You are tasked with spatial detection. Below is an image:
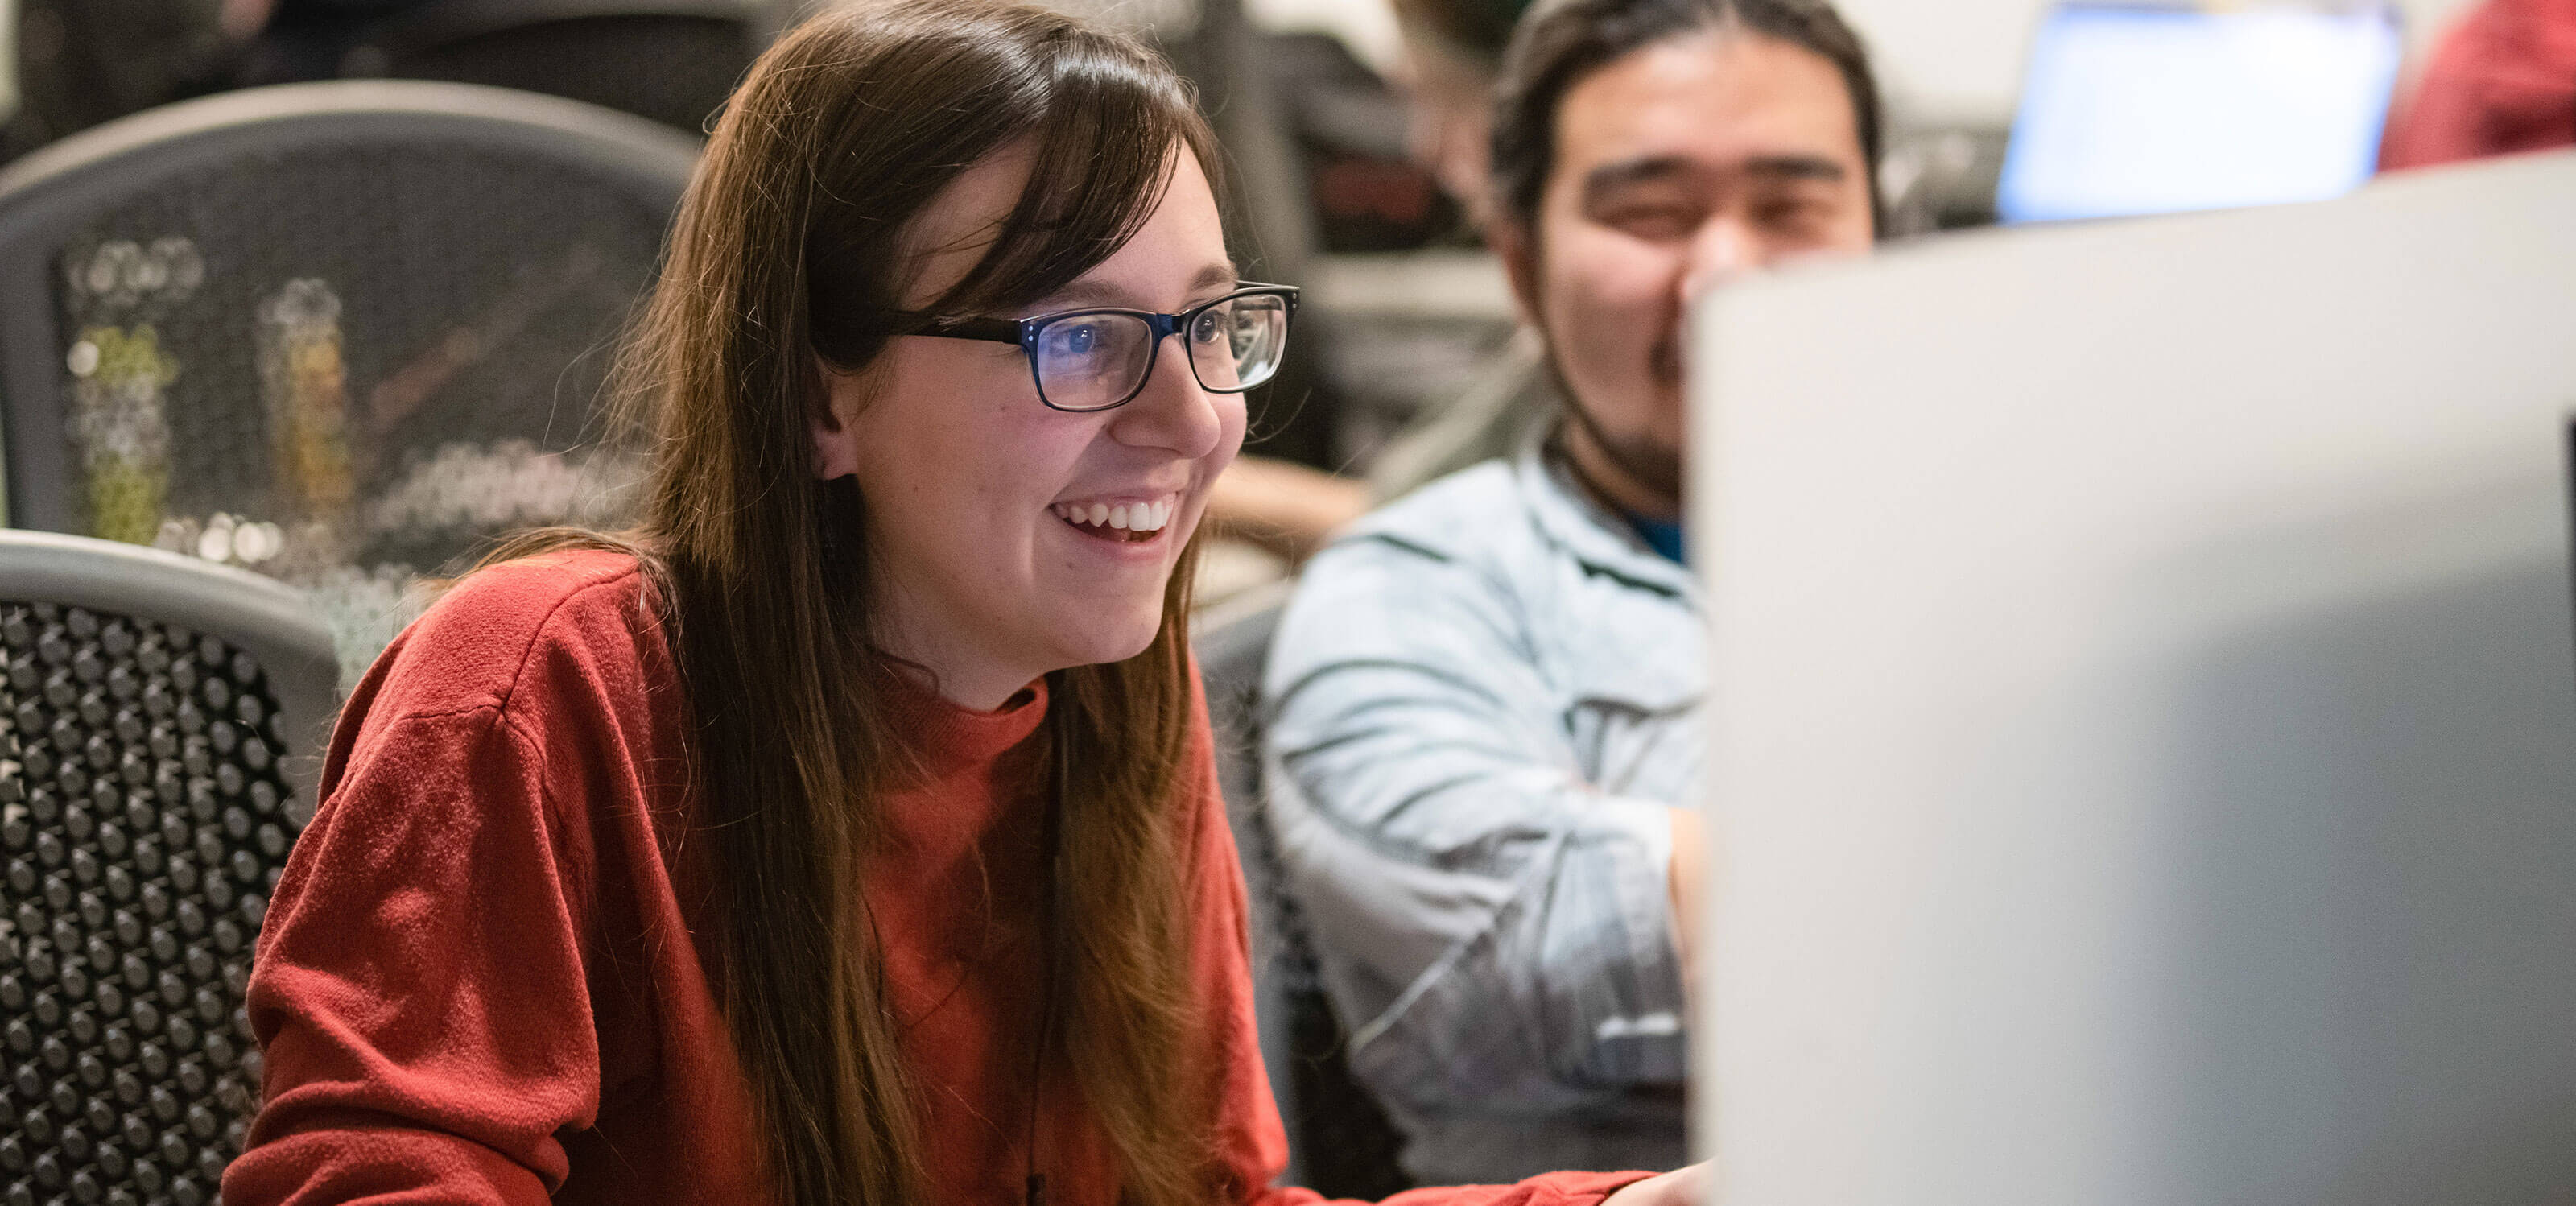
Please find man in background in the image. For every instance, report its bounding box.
[1261,0,1882,1183]
[0,0,271,161]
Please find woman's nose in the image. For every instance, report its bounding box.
[1107,337,1226,459]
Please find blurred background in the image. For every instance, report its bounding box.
[0,3,2566,1200]
[0,0,2542,667]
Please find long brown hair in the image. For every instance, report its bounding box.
[500,3,1224,1202]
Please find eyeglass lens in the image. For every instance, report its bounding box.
[1030,292,1290,411]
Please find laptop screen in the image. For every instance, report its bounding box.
[1996,2,2404,224]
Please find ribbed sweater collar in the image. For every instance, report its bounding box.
[882,671,1051,783]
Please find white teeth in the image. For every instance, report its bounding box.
[1055,498,1175,531]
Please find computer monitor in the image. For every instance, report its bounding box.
[1687,151,2576,1204]
[1996,2,2404,223]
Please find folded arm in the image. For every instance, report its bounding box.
[1260,536,1690,1112]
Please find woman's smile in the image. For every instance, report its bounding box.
[1050,491,1182,543]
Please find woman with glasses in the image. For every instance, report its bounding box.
[222,2,1704,1204]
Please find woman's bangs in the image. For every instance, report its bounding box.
[930,36,1206,315]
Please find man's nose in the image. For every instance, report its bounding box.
[1679,216,1755,302]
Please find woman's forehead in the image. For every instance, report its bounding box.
[899,142,1228,312]
[1045,155,1232,309]
[898,143,1042,304]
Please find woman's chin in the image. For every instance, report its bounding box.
[1046,609,1166,671]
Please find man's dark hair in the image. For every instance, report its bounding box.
[1489,0,1884,229]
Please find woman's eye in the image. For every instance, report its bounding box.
[1041,322,1107,363]
[1191,309,1226,344]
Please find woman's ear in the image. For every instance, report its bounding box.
[811,361,865,479]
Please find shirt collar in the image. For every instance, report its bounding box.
[1514,424,1700,600]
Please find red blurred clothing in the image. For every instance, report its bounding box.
[224,551,1649,1206]
[2380,0,2576,169]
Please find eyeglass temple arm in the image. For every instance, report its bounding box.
[886,312,1026,345]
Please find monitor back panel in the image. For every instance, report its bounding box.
[1688,151,2576,1206]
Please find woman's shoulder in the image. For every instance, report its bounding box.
[353,547,667,727]
[432,546,651,632]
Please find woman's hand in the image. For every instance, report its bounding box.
[1601,1162,1710,1206]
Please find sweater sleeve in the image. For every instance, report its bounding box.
[223,702,602,1205]
[1185,677,1654,1206]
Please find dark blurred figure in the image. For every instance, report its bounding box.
[1359,0,1558,501]
[242,0,430,82]
[1205,0,1545,559]
[1276,29,1467,252]
[2,0,273,161]
[1389,0,1532,230]
[242,0,763,136]
[2380,0,2576,169]
[2,0,760,170]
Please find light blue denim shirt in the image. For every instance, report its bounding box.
[1261,435,1702,1184]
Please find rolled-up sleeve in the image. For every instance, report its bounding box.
[1261,531,1687,1115]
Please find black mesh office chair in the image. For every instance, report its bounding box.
[1195,591,1414,1199]
[0,81,697,685]
[341,0,774,136]
[0,530,339,1206]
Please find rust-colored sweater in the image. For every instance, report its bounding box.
[224,551,1650,1206]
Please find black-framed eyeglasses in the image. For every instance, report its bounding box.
[883,283,1300,413]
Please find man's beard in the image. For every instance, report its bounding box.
[1546,354,1686,506]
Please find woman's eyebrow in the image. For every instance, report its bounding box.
[1187,262,1240,293]
[1026,262,1241,312]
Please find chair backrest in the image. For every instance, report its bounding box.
[349,0,771,135]
[1193,590,1414,1199]
[0,530,338,1206]
[0,81,698,685]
